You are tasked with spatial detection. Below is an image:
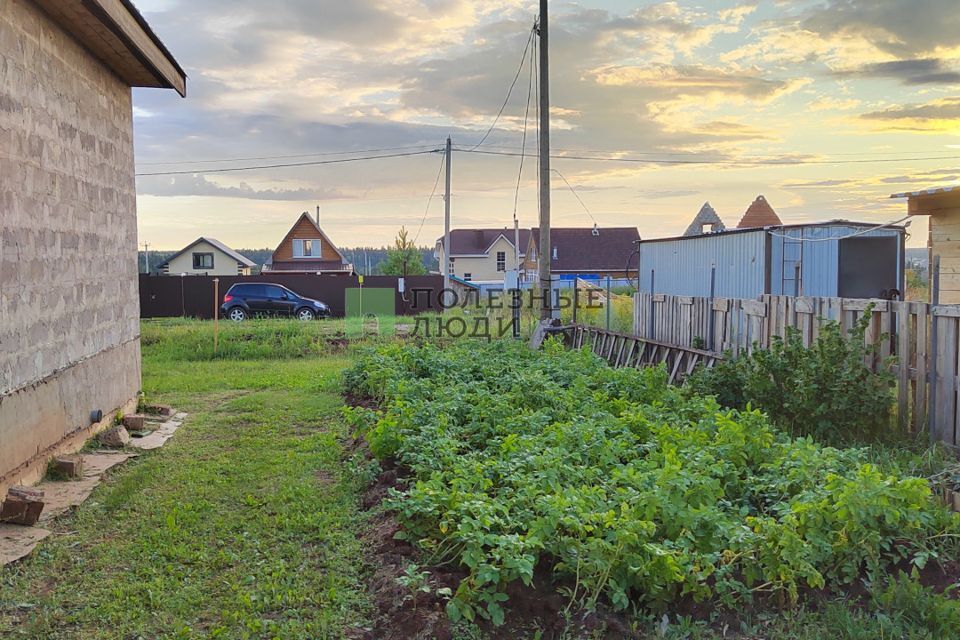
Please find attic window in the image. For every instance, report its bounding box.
[293,239,321,258]
[496,251,506,271]
[193,253,213,269]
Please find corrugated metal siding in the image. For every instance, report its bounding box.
[769,225,903,297]
[638,231,767,298]
[639,224,904,299]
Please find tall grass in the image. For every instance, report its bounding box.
[141,317,398,361]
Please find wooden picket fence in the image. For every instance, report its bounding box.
[633,293,960,447]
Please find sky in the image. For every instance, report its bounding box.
[132,0,960,250]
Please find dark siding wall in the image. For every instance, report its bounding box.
[139,274,444,319]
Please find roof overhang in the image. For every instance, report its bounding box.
[891,185,960,216]
[30,0,186,96]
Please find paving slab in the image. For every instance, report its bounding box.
[128,415,183,451]
[0,525,50,565]
[37,453,137,523]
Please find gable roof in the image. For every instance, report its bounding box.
[273,212,347,263]
[683,202,726,237]
[438,228,533,256]
[737,195,782,229]
[158,237,255,268]
[31,0,186,96]
[529,227,640,271]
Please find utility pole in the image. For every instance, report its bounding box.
[537,0,552,320]
[443,136,452,305]
[142,242,150,274]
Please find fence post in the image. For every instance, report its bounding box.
[572,284,579,325]
[648,270,655,339]
[708,266,716,351]
[213,278,220,355]
[928,256,940,444]
[605,276,612,331]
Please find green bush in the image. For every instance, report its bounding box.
[343,339,958,625]
[686,313,895,444]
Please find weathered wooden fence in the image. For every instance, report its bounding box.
[570,326,721,384]
[632,293,960,447]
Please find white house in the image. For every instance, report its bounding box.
[435,228,532,283]
[159,237,256,276]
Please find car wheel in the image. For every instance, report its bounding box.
[228,307,247,322]
[297,308,315,321]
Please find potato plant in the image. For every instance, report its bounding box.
[343,339,959,625]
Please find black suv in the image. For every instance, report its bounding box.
[221,283,331,321]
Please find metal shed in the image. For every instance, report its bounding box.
[637,221,905,299]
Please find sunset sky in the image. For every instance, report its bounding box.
[132,0,960,250]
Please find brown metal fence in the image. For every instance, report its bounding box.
[633,293,960,447]
[139,274,445,319]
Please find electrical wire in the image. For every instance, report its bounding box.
[468,23,537,151]
[552,168,597,226]
[766,216,912,242]
[453,147,960,167]
[413,150,448,245]
[136,144,443,166]
[135,149,442,176]
[512,33,536,222]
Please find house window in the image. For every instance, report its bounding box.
[293,239,321,258]
[496,251,506,272]
[464,273,472,281]
[448,259,455,274]
[193,252,214,269]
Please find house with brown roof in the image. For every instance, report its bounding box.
[262,212,354,275]
[435,228,533,282]
[1,0,184,492]
[522,226,641,282]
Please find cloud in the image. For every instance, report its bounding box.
[801,0,960,58]
[836,58,960,85]
[860,97,960,131]
[137,174,351,200]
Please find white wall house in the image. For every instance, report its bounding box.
[435,228,531,282]
[159,238,256,276]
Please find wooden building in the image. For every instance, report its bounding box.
[893,185,960,303]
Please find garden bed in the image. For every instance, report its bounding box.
[343,338,960,637]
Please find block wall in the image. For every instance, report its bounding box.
[0,0,141,483]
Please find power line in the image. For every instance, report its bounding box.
[552,168,597,225]
[454,147,960,166]
[413,151,447,245]
[135,149,441,176]
[136,144,442,166]
[468,23,536,151]
[512,32,536,222]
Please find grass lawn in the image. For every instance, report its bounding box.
[0,322,373,639]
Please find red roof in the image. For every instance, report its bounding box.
[737,195,782,228]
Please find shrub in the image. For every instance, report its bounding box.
[686,312,895,444]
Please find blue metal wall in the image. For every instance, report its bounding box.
[639,224,904,298]
[637,230,767,298]
[768,225,903,297]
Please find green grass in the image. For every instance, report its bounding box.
[0,323,374,639]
